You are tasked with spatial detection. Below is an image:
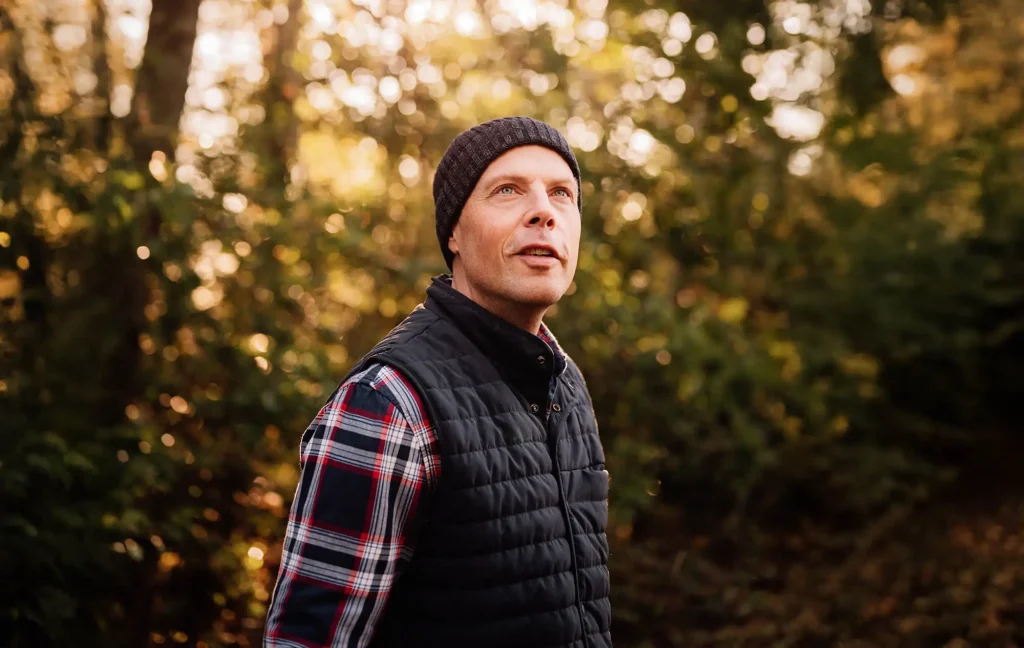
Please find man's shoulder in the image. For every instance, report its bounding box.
[340,361,439,482]
[374,303,443,349]
[340,361,430,426]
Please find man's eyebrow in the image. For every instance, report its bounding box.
[482,174,578,189]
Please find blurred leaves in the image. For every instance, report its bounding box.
[2,0,1024,646]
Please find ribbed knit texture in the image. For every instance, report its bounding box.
[433,116,582,269]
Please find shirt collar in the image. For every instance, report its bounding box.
[537,321,568,377]
[423,275,568,405]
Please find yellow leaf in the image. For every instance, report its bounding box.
[636,334,667,353]
[718,297,748,324]
[781,416,802,441]
[0,270,20,299]
[839,353,879,379]
[830,415,850,437]
[159,552,182,571]
[768,340,797,359]
[121,172,145,191]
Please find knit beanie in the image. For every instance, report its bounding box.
[433,116,582,270]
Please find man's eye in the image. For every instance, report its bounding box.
[498,186,516,195]
[553,188,571,198]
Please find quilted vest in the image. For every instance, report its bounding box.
[351,276,611,648]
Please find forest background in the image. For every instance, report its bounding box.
[3,0,1024,645]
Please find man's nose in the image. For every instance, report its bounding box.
[525,188,557,228]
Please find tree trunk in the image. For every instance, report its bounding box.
[92,0,113,152]
[261,0,303,186]
[128,0,202,165]
[121,4,202,645]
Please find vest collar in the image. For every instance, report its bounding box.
[424,275,567,404]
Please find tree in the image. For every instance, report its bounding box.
[3,0,1024,645]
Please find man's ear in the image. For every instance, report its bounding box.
[448,226,459,256]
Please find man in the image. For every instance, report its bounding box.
[265,117,611,648]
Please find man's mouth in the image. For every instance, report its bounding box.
[517,245,559,259]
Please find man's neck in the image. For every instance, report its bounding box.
[450,274,546,336]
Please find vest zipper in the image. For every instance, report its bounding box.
[546,408,590,647]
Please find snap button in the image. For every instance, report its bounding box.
[530,403,539,413]
[537,355,546,365]
[552,403,561,412]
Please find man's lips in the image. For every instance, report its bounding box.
[515,252,560,269]
[515,244,561,260]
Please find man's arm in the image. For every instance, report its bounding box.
[264,366,437,648]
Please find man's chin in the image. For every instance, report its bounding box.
[507,283,565,309]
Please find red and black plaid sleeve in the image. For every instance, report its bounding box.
[264,363,439,648]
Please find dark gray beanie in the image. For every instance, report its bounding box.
[433,116,582,270]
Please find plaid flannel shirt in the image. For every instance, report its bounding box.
[265,325,563,648]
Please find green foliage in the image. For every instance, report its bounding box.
[2,0,1024,645]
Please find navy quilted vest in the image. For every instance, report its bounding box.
[352,276,611,648]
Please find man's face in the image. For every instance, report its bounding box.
[448,145,581,312]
